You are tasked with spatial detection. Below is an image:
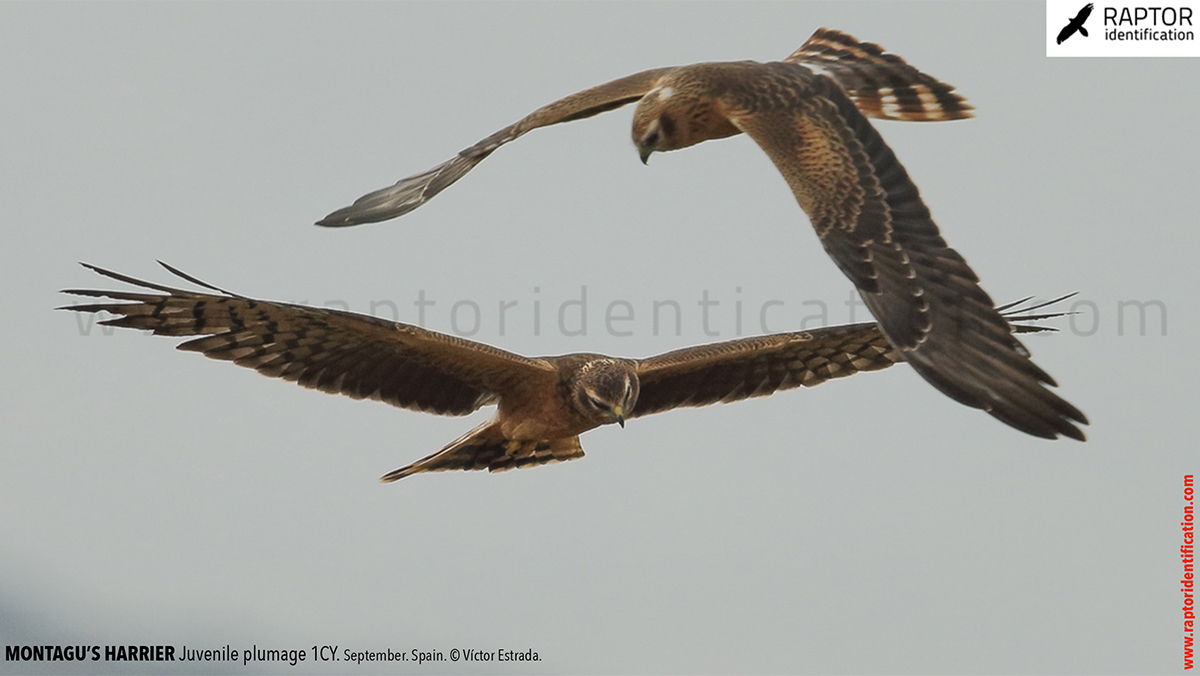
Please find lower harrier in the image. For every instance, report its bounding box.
[315,29,1084,441]
[61,263,1085,482]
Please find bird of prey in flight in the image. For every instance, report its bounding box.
[1057,3,1094,44]
[316,28,1086,441]
[60,263,1082,481]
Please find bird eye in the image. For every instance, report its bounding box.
[658,114,676,136]
[643,131,660,147]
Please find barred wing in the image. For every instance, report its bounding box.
[631,299,1082,435]
[730,72,1087,441]
[632,323,897,418]
[60,263,556,416]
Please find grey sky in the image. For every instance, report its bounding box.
[2,2,1195,674]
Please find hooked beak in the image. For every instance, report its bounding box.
[613,405,626,428]
[638,145,653,165]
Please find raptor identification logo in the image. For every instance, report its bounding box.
[1047,0,1199,55]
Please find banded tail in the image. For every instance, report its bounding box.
[785,28,974,122]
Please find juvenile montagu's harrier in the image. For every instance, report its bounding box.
[315,29,1087,442]
[318,28,972,227]
[61,263,1082,481]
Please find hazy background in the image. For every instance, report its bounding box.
[2,2,1195,673]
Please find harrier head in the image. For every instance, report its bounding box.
[631,72,741,165]
[571,358,640,428]
[631,85,685,164]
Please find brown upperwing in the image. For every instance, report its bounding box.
[631,322,900,418]
[60,263,557,416]
[316,67,676,226]
[631,299,1084,442]
[716,73,1085,439]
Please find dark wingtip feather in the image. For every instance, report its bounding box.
[155,260,239,296]
[74,262,185,294]
[999,293,1081,334]
[379,468,415,483]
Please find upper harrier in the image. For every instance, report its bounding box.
[316,29,1083,441]
[60,263,1085,482]
[318,28,972,227]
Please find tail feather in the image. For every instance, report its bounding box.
[379,419,585,482]
[785,28,974,122]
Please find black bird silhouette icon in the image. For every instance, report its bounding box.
[1058,3,1094,44]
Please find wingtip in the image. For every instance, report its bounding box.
[378,468,413,483]
[315,215,353,228]
[1056,419,1088,442]
[314,204,405,228]
[61,263,103,300]
[73,262,150,288]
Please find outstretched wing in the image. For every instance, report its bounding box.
[632,322,899,418]
[728,73,1087,440]
[60,263,556,416]
[318,30,971,227]
[317,67,675,227]
[379,419,585,482]
[784,28,973,122]
[631,298,1084,437]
